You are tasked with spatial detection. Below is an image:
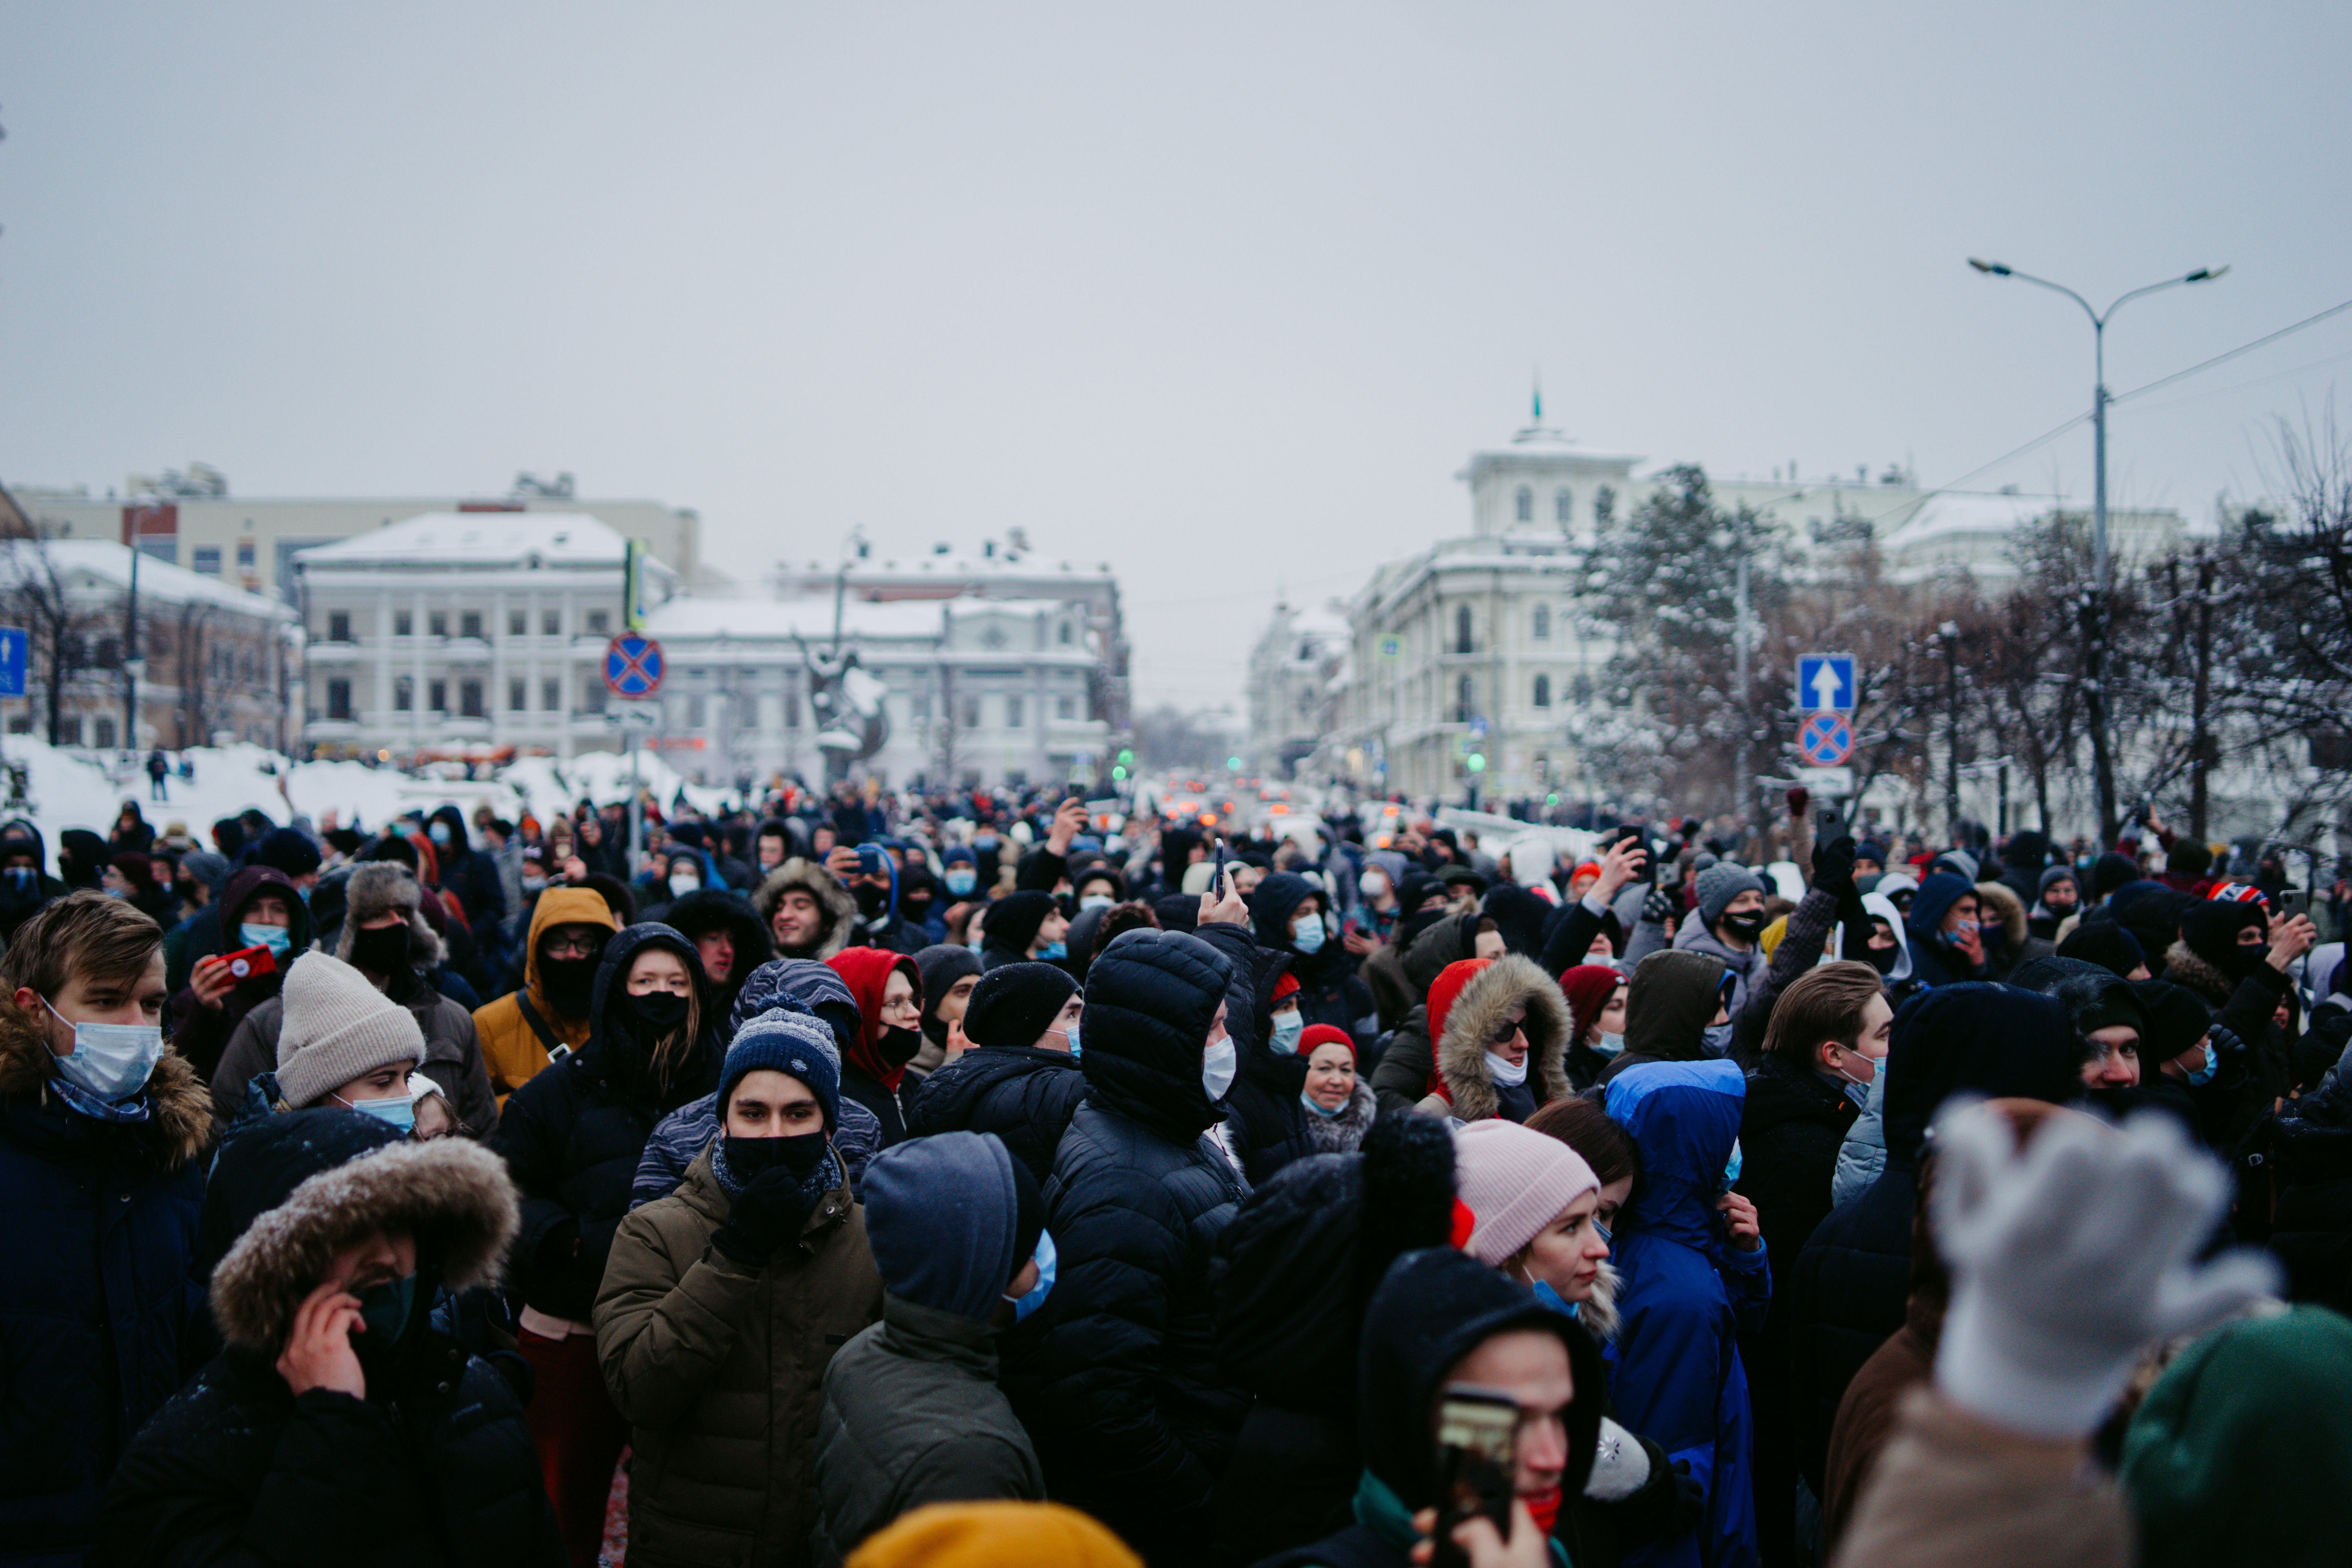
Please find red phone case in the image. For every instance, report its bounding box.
[221,944,277,982]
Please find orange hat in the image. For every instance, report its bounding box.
[846,1502,1142,1568]
[1571,861,1602,882]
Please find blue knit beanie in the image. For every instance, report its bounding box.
[720,1009,842,1129]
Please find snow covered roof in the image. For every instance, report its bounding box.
[1883,492,2054,546]
[0,539,295,620]
[640,595,947,642]
[294,511,657,571]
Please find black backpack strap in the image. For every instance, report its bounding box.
[513,994,570,1062]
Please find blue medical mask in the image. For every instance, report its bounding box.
[2186,1045,2216,1087]
[336,1089,417,1134]
[43,999,163,1102]
[1702,1022,1735,1056]
[240,922,292,957]
[1290,916,1326,956]
[1063,1022,1081,1062]
[1723,1139,1743,1190]
[1002,1230,1056,1323]
[1036,940,1068,962]
[1530,1279,1577,1319]
[1300,1089,1345,1119]
[1592,1031,1625,1058]
[1079,893,1114,911]
[1269,1011,1304,1053]
[427,822,451,847]
[945,869,977,897]
[974,834,998,852]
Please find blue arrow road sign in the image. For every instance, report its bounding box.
[1797,652,1856,713]
[0,628,24,699]
[603,633,664,698]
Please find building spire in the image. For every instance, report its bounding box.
[1532,368,1543,424]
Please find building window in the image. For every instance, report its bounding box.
[395,611,413,637]
[1057,695,1075,720]
[236,540,256,568]
[429,680,448,713]
[1454,605,1473,655]
[583,681,607,714]
[509,610,526,637]
[93,717,116,750]
[1593,486,1616,527]
[327,679,353,720]
[394,678,413,712]
[1059,621,1073,645]
[542,679,560,713]
[192,547,223,575]
[1514,486,1533,523]
[508,679,526,712]
[784,691,801,728]
[96,637,120,666]
[962,696,981,729]
[327,612,352,643]
[688,696,706,728]
[586,611,611,636]
[1532,673,1552,708]
[429,612,448,638]
[1005,696,1024,730]
[543,610,561,636]
[1455,676,1475,724]
[55,715,82,745]
[460,612,483,640]
[1554,488,1573,526]
[1532,604,1550,641]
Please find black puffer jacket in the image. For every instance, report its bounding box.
[904,1046,1088,1187]
[491,923,720,1323]
[1000,928,1250,1568]
[1206,1116,1459,1566]
[1788,985,2082,1494]
[1205,921,1311,1186]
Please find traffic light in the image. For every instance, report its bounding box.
[1466,753,1486,773]
[1111,765,1127,781]
[1227,756,1243,771]
[1117,748,1134,767]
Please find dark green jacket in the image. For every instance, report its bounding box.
[809,1292,1043,1566]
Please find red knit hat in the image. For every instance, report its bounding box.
[1272,971,1301,1002]
[1296,1022,1354,1061]
[1559,964,1624,1046]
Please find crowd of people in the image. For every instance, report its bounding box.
[4,776,2350,1568]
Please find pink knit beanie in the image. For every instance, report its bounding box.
[1452,1120,1601,1268]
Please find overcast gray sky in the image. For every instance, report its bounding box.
[4,1,2347,711]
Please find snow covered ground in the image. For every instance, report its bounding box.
[0,736,733,847]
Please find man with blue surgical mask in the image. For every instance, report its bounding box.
[810,1130,1050,1560]
[0,891,207,1566]
[254,951,457,1138]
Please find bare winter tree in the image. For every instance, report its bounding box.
[0,488,104,745]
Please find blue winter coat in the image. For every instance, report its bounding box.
[0,1031,211,1568]
[1602,1060,1769,1568]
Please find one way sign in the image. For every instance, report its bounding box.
[1797,652,1857,714]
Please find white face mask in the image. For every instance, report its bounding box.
[668,873,701,897]
[1485,1049,1530,1088]
[44,998,164,1102]
[1201,1037,1238,1101]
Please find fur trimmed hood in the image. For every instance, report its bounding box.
[1973,880,2029,948]
[751,858,858,960]
[0,998,211,1171]
[1430,953,1571,1122]
[334,862,447,973]
[209,1134,518,1353]
[2162,939,2241,1007]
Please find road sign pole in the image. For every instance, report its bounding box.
[629,721,644,874]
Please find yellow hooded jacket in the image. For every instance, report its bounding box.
[472,886,619,1108]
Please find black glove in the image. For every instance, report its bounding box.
[1642,884,1679,927]
[2208,1022,2246,1058]
[1812,836,1858,901]
[1666,1459,1704,1537]
[712,1167,817,1265]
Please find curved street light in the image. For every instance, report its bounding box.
[1968,257,2228,841]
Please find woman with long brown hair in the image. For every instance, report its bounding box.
[493,922,721,1568]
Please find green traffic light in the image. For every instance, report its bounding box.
[1546,793,1559,806]
[1111,766,1127,780]
[1227,757,1243,770]
[1466,754,1486,773]
[1117,749,1134,765]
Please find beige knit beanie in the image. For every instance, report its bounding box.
[1452,1119,1601,1269]
[274,951,426,1110]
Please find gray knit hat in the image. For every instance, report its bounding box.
[274,951,425,1110]
[1695,862,1767,928]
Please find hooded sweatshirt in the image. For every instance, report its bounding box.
[826,947,924,1147]
[811,1132,1045,1566]
[166,865,315,1080]
[1901,873,1985,989]
[472,886,621,1107]
[1599,949,1730,1086]
[1416,954,1571,1124]
[1602,1061,1768,1568]
[1252,873,1376,1050]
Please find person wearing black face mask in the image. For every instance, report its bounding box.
[0,818,69,941]
[597,1007,881,1568]
[1673,862,1771,1025]
[107,1110,563,1567]
[494,922,722,1568]
[475,887,622,1112]
[207,864,501,1141]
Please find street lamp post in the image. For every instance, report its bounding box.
[1940,621,1961,834]
[1967,258,2227,844]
